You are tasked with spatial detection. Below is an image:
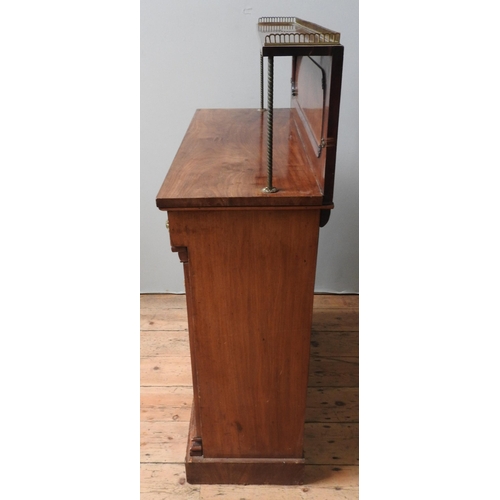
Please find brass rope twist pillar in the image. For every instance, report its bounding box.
[263,55,277,193]
[260,50,264,111]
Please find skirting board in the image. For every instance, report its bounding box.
[185,407,305,485]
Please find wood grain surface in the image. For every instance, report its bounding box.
[167,208,321,460]
[156,109,324,209]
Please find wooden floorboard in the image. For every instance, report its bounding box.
[140,293,359,499]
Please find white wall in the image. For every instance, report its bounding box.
[141,0,358,293]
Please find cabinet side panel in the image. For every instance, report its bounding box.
[169,209,320,459]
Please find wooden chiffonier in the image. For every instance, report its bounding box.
[156,17,344,485]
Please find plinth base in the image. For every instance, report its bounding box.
[185,408,305,485]
[186,455,305,485]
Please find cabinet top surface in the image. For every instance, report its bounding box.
[156,109,324,210]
